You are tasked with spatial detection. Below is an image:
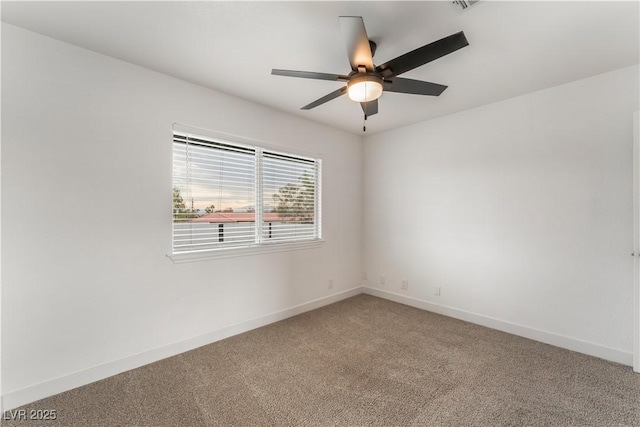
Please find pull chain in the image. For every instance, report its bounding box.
[363,114,367,132]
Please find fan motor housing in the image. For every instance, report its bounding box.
[348,74,383,87]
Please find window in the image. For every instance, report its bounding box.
[172,128,321,255]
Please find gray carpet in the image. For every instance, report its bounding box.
[3,294,640,426]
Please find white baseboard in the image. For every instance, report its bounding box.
[1,287,362,411]
[362,286,633,367]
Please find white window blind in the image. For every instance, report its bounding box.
[262,151,319,243]
[172,129,321,255]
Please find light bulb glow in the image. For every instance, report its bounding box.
[347,75,383,102]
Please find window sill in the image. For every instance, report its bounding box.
[167,239,325,264]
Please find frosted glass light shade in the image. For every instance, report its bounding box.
[347,75,383,102]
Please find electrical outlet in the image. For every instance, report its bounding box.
[328,278,334,289]
[379,276,386,285]
[401,279,409,290]
[433,286,441,296]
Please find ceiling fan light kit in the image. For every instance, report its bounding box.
[272,16,469,130]
[347,74,383,102]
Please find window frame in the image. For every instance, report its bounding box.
[168,124,323,263]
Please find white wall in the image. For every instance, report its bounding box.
[363,65,639,364]
[1,24,362,407]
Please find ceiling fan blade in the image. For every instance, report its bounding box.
[383,77,447,96]
[376,31,469,78]
[301,86,348,110]
[360,99,378,117]
[339,16,374,72]
[272,69,350,82]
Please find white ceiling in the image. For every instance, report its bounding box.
[2,1,638,136]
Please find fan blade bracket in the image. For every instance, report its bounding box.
[379,68,395,78]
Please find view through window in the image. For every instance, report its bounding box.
[172,130,321,254]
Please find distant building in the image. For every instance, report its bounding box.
[173,211,315,249]
[190,212,282,223]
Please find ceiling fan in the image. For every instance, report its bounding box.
[272,16,469,129]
